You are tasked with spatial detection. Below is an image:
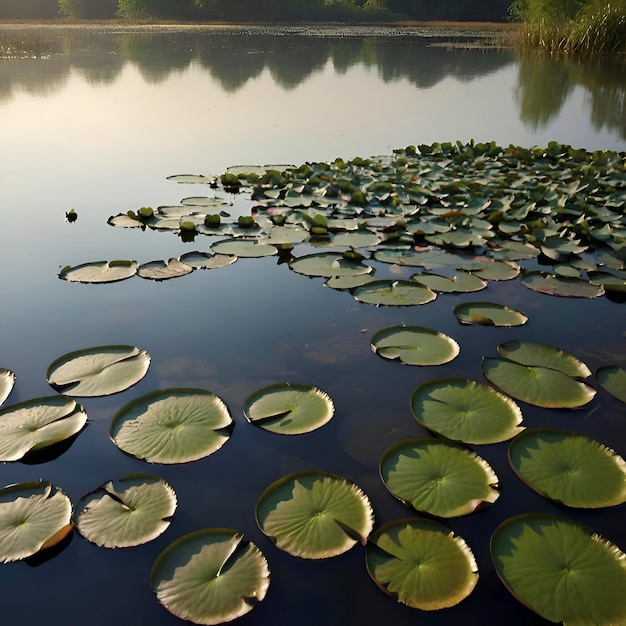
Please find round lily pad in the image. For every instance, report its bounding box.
[491,514,626,625]
[110,388,233,464]
[0,368,15,406]
[354,280,437,306]
[243,383,334,435]
[324,274,375,290]
[521,271,605,298]
[453,302,528,327]
[47,345,150,397]
[380,439,500,518]
[371,326,460,366]
[151,528,270,625]
[471,260,520,281]
[482,357,596,408]
[410,378,524,444]
[211,238,277,258]
[366,518,478,610]
[410,271,487,293]
[0,481,73,563]
[596,365,626,403]
[289,252,372,278]
[137,258,194,281]
[256,470,374,559]
[0,395,88,462]
[75,473,177,548]
[59,260,138,284]
[508,428,626,508]
[497,341,592,378]
[179,251,237,269]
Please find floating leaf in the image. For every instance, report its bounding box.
[596,366,626,403]
[380,439,499,518]
[289,252,372,278]
[497,340,591,378]
[471,260,520,281]
[491,514,626,625]
[75,473,177,548]
[47,345,150,397]
[211,238,277,258]
[410,378,524,444]
[0,396,87,462]
[508,428,626,508]
[324,274,375,290]
[371,326,459,366]
[59,260,137,284]
[331,229,380,248]
[151,528,270,625]
[0,369,15,406]
[110,388,232,464]
[243,383,334,435]
[481,358,596,408]
[453,302,527,327]
[137,258,193,281]
[410,271,487,293]
[0,481,73,563]
[166,174,212,184]
[256,470,374,559]
[179,251,237,269]
[366,518,478,610]
[521,271,605,298]
[354,280,437,306]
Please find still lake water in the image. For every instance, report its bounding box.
[0,24,625,625]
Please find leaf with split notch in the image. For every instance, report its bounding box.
[137,258,193,281]
[59,260,137,284]
[371,326,459,366]
[497,341,591,379]
[354,280,437,306]
[454,302,527,327]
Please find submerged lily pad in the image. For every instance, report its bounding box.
[0,396,88,462]
[75,473,177,548]
[0,481,73,563]
[289,252,372,278]
[366,518,478,610]
[380,439,500,518]
[59,260,138,284]
[137,258,194,281]
[0,369,15,406]
[508,428,626,508]
[256,470,374,559]
[410,378,524,444]
[453,302,527,327]
[596,366,626,403]
[497,341,591,378]
[243,383,334,435]
[354,280,437,306]
[151,528,270,625]
[110,388,233,464]
[482,358,596,408]
[491,514,626,625]
[47,345,150,397]
[371,326,460,366]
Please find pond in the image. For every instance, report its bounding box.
[0,24,625,626]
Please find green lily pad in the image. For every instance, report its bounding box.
[508,428,626,508]
[596,366,626,403]
[151,528,270,625]
[47,345,150,397]
[491,514,626,625]
[324,274,376,290]
[354,280,437,306]
[166,174,212,184]
[0,481,73,563]
[482,357,596,408]
[110,388,233,464]
[380,439,500,518]
[256,470,374,559]
[410,378,524,444]
[0,396,88,462]
[75,473,177,548]
[366,518,478,610]
[243,383,334,435]
[211,238,277,258]
[471,260,521,281]
[179,251,237,269]
[410,271,487,293]
[521,271,605,298]
[289,252,372,278]
[371,326,460,366]
[453,302,528,327]
[497,341,591,378]
[59,260,138,284]
[0,368,15,406]
[137,258,194,281]
[331,229,380,248]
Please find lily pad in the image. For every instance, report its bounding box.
[365,518,478,610]
[59,260,138,284]
[75,473,177,548]
[243,383,334,435]
[410,378,524,444]
[0,396,88,462]
[508,428,626,508]
[256,470,374,559]
[0,368,15,406]
[289,252,372,278]
[179,251,237,269]
[211,238,277,258]
[596,366,626,403]
[520,271,605,298]
[453,302,527,327]
[481,358,596,408]
[371,326,460,366]
[47,345,150,397]
[166,174,212,184]
[137,258,194,281]
[354,280,437,306]
[0,481,73,563]
[324,274,375,290]
[497,341,591,378]
[151,528,270,625]
[471,260,520,281]
[110,388,233,464]
[491,514,626,625]
[380,439,500,518]
[410,271,487,293]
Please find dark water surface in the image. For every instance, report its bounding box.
[1,25,625,626]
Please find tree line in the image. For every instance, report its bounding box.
[1,0,514,22]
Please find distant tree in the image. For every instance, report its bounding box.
[58,0,116,18]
